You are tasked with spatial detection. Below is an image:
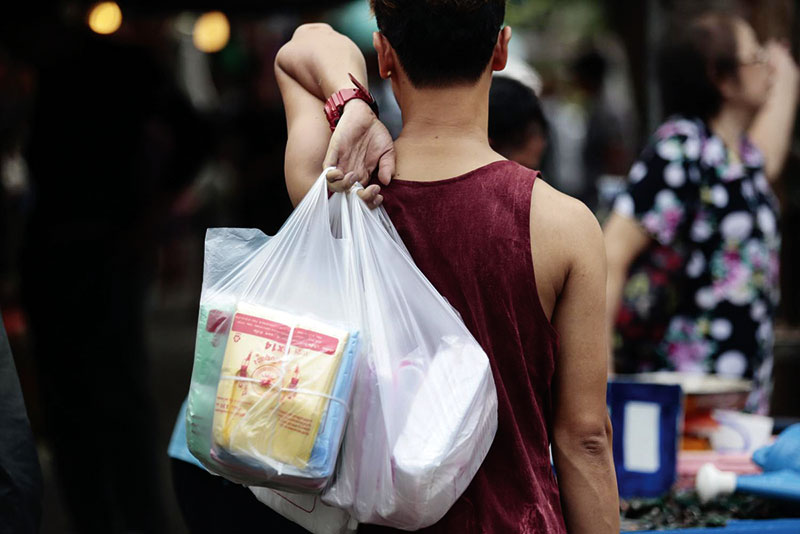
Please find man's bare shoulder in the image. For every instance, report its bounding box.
[531,179,603,251]
[530,178,605,295]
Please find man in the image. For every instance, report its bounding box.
[489,75,550,170]
[275,1,618,532]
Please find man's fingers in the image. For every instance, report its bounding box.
[326,168,344,183]
[339,149,370,186]
[377,148,395,186]
[323,140,339,169]
[357,184,383,209]
[357,167,370,186]
[330,172,357,193]
[338,160,369,187]
[326,168,349,193]
[356,185,376,201]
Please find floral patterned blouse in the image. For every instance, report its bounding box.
[612,116,780,413]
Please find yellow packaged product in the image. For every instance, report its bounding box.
[212,302,349,468]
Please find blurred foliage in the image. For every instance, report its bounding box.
[326,1,378,52]
[505,0,606,35]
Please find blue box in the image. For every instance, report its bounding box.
[607,381,683,498]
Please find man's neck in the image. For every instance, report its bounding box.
[392,76,504,181]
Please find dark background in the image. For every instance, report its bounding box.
[0,1,798,532]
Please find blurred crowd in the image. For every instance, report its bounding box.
[1,1,800,533]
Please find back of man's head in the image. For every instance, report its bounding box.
[371,0,506,88]
[489,76,548,168]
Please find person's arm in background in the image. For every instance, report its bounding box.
[603,213,650,374]
[274,23,395,206]
[0,312,43,534]
[548,198,620,534]
[601,126,696,375]
[749,42,800,183]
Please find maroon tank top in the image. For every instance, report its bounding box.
[361,160,567,534]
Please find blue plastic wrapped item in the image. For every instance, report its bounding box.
[187,300,360,492]
[697,424,800,503]
[308,332,360,473]
[185,170,497,534]
[183,220,363,492]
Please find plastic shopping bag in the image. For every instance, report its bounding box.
[186,175,363,493]
[318,183,498,530]
[240,171,497,530]
[188,168,497,530]
[249,487,357,534]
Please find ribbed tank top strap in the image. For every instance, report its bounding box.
[507,164,560,346]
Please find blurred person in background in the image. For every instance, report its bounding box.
[572,47,635,213]
[604,12,799,414]
[274,0,619,531]
[0,49,32,310]
[21,17,206,533]
[0,46,40,534]
[0,311,41,534]
[488,75,549,170]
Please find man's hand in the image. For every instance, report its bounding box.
[323,99,395,207]
[275,23,395,207]
[326,167,385,209]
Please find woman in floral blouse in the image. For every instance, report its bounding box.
[604,12,799,413]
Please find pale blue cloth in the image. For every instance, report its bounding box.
[167,398,206,471]
[308,332,359,473]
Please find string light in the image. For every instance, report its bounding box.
[88,2,123,35]
[193,11,230,53]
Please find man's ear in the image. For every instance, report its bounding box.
[373,31,396,79]
[491,26,512,72]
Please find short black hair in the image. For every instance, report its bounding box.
[572,49,607,94]
[657,12,740,120]
[371,0,506,88]
[488,76,548,152]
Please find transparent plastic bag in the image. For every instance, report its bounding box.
[187,169,498,530]
[249,487,357,534]
[186,174,363,493]
[314,181,498,530]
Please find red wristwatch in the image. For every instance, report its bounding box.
[324,73,380,132]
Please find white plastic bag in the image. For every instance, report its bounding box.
[187,169,497,530]
[317,181,498,530]
[249,487,357,534]
[186,175,363,493]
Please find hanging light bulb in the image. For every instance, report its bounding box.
[193,11,230,53]
[88,2,123,35]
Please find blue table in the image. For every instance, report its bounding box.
[628,519,800,533]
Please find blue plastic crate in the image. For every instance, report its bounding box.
[608,381,683,498]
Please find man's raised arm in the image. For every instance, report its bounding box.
[274,23,394,206]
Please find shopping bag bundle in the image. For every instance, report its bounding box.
[186,169,498,531]
[186,173,362,492]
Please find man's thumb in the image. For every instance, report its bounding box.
[377,148,395,186]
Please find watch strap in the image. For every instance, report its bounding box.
[324,73,380,132]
